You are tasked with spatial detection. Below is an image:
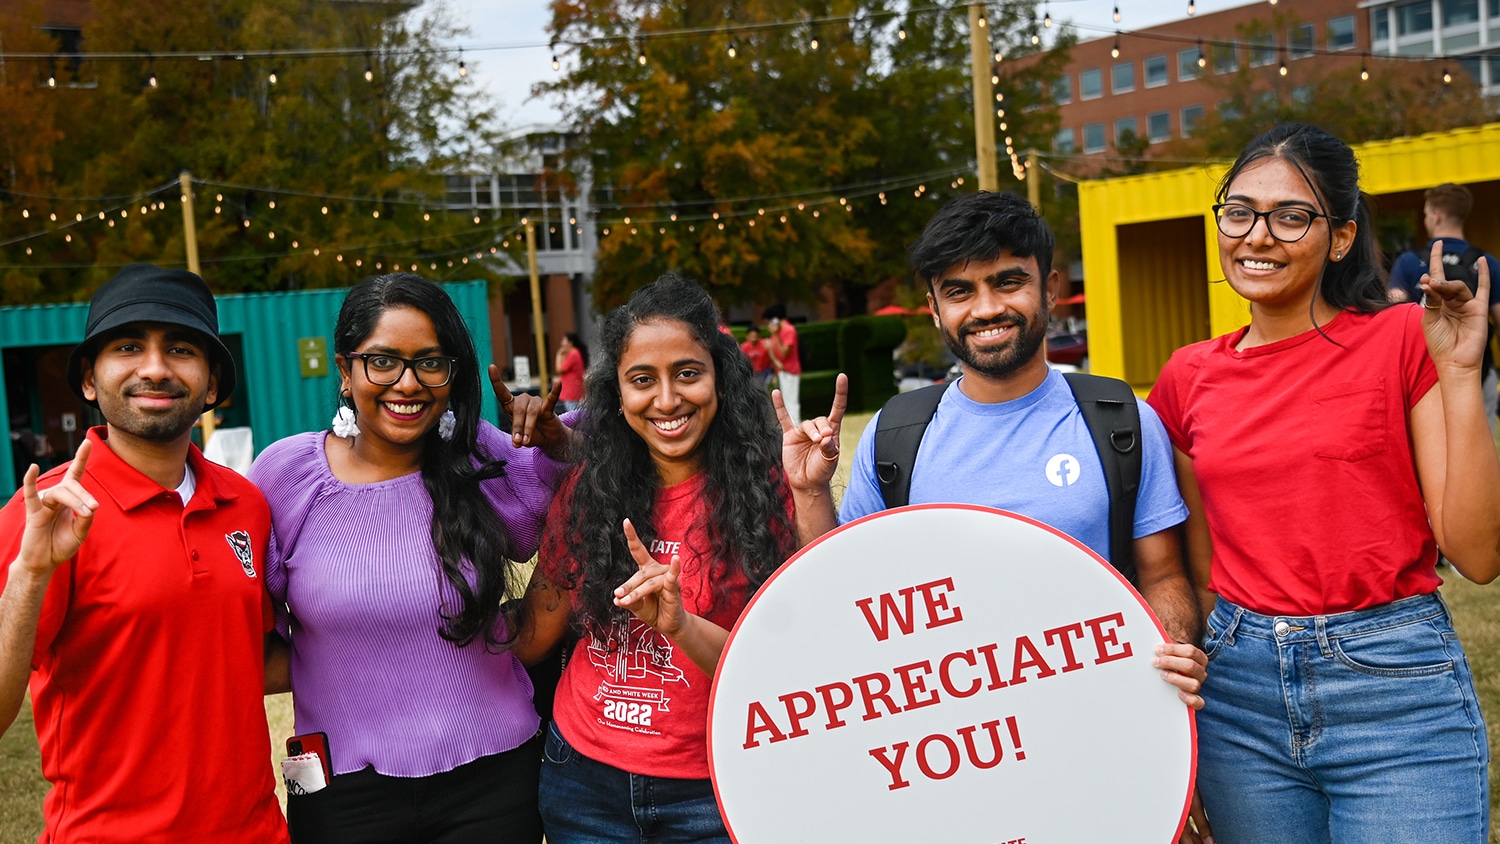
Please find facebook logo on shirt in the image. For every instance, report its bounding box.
[1046,453,1080,487]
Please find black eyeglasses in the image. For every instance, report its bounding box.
[345,352,457,387]
[1212,203,1332,243]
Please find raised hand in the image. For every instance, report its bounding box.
[488,365,575,459]
[777,372,847,491]
[1420,240,1490,372]
[613,518,684,637]
[17,439,97,577]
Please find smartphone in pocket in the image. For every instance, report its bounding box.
[286,732,333,783]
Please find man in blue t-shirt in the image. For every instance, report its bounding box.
[837,191,1205,684]
[1389,183,1500,428]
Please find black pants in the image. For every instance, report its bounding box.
[287,734,543,844]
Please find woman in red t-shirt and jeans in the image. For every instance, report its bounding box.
[1148,124,1500,843]
[514,274,843,843]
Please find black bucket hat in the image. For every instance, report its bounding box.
[67,264,237,409]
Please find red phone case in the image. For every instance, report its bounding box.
[286,732,333,782]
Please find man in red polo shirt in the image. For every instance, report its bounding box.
[0,265,288,843]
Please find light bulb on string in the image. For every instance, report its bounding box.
[1113,4,1121,23]
[1043,3,1051,28]
[458,49,467,77]
[810,37,819,50]
[637,46,647,65]
[1360,53,1369,81]
[365,52,374,82]
[1443,66,1452,84]
[552,53,560,70]
[727,40,737,59]
[1112,33,1120,58]
[994,51,1003,62]
[147,65,158,89]
[991,74,999,84]
[1279,59,1287,76]
[1197,39,1207,68]
[897,27,906,40]
[977,16,985,28]
[46,71,56,89]
[1188,0,1196,15]
[268,68,278,85]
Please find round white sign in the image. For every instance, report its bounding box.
[709,504,1195,843]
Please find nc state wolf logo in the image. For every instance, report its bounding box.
[225,530,256,578]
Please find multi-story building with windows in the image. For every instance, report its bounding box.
[1023,0,1372,171]
[1366,0,1500,93]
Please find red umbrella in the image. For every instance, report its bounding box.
[873,304,910,316]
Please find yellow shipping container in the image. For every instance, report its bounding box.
[1077,123,1500,391]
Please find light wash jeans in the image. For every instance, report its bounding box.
[1197,593,1489,843]
[538,720,729,844]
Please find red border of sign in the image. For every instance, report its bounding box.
[707,502,1198,843]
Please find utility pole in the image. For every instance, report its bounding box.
[1025,150,1040,213]
[524,219,549,389]
[968,3,998,192]
[180,171,216,444]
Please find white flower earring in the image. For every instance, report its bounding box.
[438,409,456,441]
[331,393,361,439]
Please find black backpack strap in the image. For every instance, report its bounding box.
[1063,372,1142,585]
[873,383,949,510]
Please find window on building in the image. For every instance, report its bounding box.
[1373,7,1391,43]
[1147,111,1171,142]
[1145,54,1168,87]
[1214,45,1240,74]
[1491,0,1500,17]
[1249,33,1277,67]
[1291,85,1314,105]
[1218,99,1241,120]
[1290,24,1315,58]
[1328,16,1357,49]
[1115,116,1139,144]
[1051,75,1072,105]
[1080,67,1103,99]
[1083,122,1106,153]
[1112,60,1136,93]
[1182,105,1205,135]
[1458,56,1483,83]
[1445,0,1480,26]
[1178,47,1202,80]
[1053,128,1076,154]
[1397,1,1433,35]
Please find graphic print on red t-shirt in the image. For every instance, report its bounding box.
[585,614,689,736]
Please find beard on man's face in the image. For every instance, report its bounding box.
[941,311,1047,381]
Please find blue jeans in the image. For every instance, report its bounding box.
[1197,594,1489,843]
[538,721,730,844]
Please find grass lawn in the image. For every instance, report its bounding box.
[2,410,1499,840]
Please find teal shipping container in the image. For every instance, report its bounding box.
[0,281,493,496]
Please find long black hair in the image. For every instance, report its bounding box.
[556,273,798,636]
[333,273,520,651]
[1217,123,1389,315]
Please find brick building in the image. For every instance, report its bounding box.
[1019,0,1370,172]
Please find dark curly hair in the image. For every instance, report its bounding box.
[555,273,798,637]
[333,273,521,651]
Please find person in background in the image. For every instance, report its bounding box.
[763,303,802,424]
[251,273,573,844]
[0,264,289,843]
[740,324,774,388]
[1151,124,1500,842]
[1388,183,1500,429]
[514,274,843,844]
[555,332,588,413]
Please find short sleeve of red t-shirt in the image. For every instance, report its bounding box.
[1147,306,1439,615]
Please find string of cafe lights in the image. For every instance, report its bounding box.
[0,163,979,270]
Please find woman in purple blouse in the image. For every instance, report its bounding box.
[249,274,572,843]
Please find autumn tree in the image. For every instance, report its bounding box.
[0,0,510,306]
[540,0,1069,310]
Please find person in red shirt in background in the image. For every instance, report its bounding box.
[554,333,588,413]
[740,325,774,388]
[0,264,289,843]
[763,303,802,423]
